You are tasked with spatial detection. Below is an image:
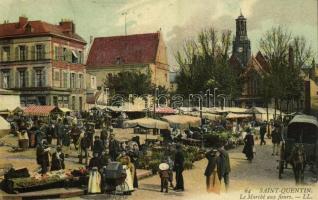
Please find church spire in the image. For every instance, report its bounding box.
[232,13,251,67]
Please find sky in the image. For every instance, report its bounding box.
[0,0,316,70]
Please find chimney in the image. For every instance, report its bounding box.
[19,16,28,27]
[59,19,75,34]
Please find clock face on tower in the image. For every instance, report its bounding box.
[237,47,243,53]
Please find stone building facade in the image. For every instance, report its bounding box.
[86,32,170,89]
[0,16,87,111]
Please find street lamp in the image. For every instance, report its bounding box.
[189,94,193,110]
[153,87,159,118]
[214,88,218,107]
[217,94,226,110]
[205,89,213,108]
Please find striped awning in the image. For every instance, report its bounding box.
[23,105,55,116]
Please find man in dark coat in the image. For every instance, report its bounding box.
[260,122,266,145]
[79,133,90,165]
[243,129,254,161]
[217,146,231,191]
[46,124,54,145]
[173,144,184,191]
[271,123,282,156]
[100,127,108,148]
[51,146,65,171]
[93,136,105,157]
[36,140,50,175]
[108,133,119,161]
[55,119,65,146]
[204,149,218,190]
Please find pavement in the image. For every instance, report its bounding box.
[74,138,318,200]
[0,131,317,200]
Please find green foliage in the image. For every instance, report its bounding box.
[104,70,154,97]
[175,28,242,99]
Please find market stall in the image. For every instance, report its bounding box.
[249,107,285,121]
[123,117,170,130]
[161,115,201,129]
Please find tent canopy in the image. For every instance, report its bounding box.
[123,117,170,130]
[226,113,253,119]
[0,116,10,130]
[162,115,201,129]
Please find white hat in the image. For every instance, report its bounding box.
[159,163,169,171]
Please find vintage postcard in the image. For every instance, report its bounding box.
[0,0,316,199]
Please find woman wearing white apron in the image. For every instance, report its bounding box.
[88,167,101,193]
[116,153,134,194]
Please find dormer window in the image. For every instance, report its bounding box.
[25,23,33,33]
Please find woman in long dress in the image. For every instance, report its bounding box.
[117,153,134,193]
[243,128,255,162]
[88,167,101,193]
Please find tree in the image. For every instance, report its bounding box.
[175,28,242,102]
[259,26,313,114]
[104,70,154,100]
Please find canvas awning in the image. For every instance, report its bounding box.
[58,107,72,113]
[155,107,176,114]
[0,116,10,137]
[123,117,170,129]
[190,112,222,120]
[226,113,253,119]
[162,115,201,129]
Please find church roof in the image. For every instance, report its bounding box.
[241,55,268,77]
[255,51,270,72]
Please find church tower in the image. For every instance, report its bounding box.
[232,11,251,67]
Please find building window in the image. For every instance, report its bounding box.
[79,74,83,89]
[53,96,58,106]
[63,72,68,88]
[36,44,45,60]
[19,46,27,61]
[70,73,76,88]
[79,97,83,111]
[54,46,59,60]
[2,71,10,88]
[63,96,69,107]
[72,96,76,110]
[35,69,44,87]
[37,96,46,105]
[63,48,67,61]
[54,71,60,81]
[2,46,10,62]
[78,51,83,64]
[71,50,78,64]
[19,70,26,88]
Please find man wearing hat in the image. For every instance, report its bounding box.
[93,136,105,157]
[271,123,282,156]
[108,133,119,161]
[260,122,267,145]
[204,149,220,192]
[36,140,50,175]
[217,145,231,191]
[173,144,184,191]
[51,145,65,171]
